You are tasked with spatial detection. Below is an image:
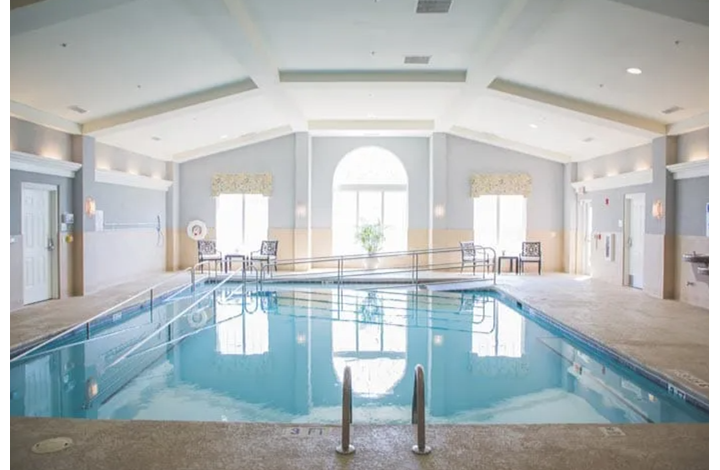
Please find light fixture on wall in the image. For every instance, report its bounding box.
[433,204,445,218]
[85,197,96,218]
[652,199,664,220]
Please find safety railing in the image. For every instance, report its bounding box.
[336,365,355,455]
[235,245,497,287]
[10,259,217,363]
[411,364,431,455]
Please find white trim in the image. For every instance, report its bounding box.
[95,169,173,192]
[10,151,82,178]
[11,100,82,135]
[21,182,59,192]
[666,112,709,136]
[666,160,709,180]
[571,169,652,193]
[335,184,408,192]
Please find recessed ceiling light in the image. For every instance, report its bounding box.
[220,135,228,139]
[626,67,642,75]
[529,124,538,129]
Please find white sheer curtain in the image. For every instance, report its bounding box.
[473,195,527,254]
[216,194,269,254]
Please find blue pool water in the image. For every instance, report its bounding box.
[9,284,708,424]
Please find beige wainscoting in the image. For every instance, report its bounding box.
[675,235,709,309]
[525,231,563,274]
[643,234,675,300]
[10,235,24,311]
[589,231,624,285]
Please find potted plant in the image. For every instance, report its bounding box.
[355,221,385,269]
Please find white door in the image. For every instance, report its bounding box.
[624,194,645,289]
[578,200,593,275]
[22,185,56,305]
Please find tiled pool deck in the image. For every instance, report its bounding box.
[10,272,710,470]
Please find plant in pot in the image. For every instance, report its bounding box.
[355,221,385,270]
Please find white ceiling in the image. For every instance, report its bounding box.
[9,0,710,163]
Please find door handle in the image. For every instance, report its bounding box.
[627,237,632,248]
[47,238,55,251]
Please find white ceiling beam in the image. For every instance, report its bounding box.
[607,0,708,26]
[173,125,294,163]
[448,126,572,164]
[308,120,435,133]
[11,100,82,134]
[280,71,467,83]
[666,112,709,136]
[178,0,307,131]
[436,0,570,130]
[486,79,667,138]
[11,0,137,35]
[82,79,259,136]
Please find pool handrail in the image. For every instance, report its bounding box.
[10,260,217,363]
[411,364,431,455]
[336,365,355,455]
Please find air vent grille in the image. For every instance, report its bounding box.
[582,137,595,143]
[67,105,87,114]
[404,55,431,65]
[416,0,452,14]
[661,105,684,115]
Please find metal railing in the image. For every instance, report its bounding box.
[238,245,497,287]
[336,365,355,455]
[411,364,431,455]
[10,260,217,363]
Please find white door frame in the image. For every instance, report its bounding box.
[577,199,593,275]
[623,193,645,289]
[21,182,60,304]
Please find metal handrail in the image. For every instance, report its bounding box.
[10,260,218,363]
[336,365,355,455]
[411,364,431,455]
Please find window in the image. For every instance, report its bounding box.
[216,304,269,355]
[332,147,408,255]
[472,299,524,358]
[473,195,527,254]
[216,194,269,254]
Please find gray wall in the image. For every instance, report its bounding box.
[179,134,296,229]
[95,142,168,179]
[577,144,653,232]
[10,117,72,161]
[94,183,166,227]
[445,135,565,231]
[675,176,709,237]
[677,127,709,164]
[310,136,430,229]
[10,170,74,235]
[576,143,651,181]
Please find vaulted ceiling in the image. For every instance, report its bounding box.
[10,0,709,163]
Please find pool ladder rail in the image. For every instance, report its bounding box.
[335,364,431,456]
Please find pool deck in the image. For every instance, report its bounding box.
[10,272,710,470]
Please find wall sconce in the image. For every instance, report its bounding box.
[85,377,98,401]
[433,204,445,218]
[85,197,96,218]
[652,199,664,220]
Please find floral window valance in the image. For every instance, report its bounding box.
[470,173,532,198]
[211,173,273,197]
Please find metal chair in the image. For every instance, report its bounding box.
[197,240,222,273]
[519,241,542,275]
[459,241,492,275]
[250,240,279,275]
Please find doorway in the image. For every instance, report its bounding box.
[623,193,645,289]
[578,199,593,275]
[21,183,58,305]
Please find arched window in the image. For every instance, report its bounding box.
[332,147,408,255]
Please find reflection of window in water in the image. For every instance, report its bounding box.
[216,304,269,355]
[332,292,407,397]
[472,298,524,358]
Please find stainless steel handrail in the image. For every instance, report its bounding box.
[10,260,217,363]
[411,364,431,455]
[336,365,355,455]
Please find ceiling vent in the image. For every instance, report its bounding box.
[151,136,162,141]
[416,0,452,14]
[582,137,595,143]
[404,55,431,65]
[67,105,87,114]
[661,105,684,115]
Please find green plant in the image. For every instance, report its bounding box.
[355,221,385,254]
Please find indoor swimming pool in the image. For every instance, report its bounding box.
[9,284,709,425]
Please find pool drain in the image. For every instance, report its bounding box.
[31,437,73,454]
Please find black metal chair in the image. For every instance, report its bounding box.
[197,240,222,273]
[519,241,542,275]
[250,240,279,275]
